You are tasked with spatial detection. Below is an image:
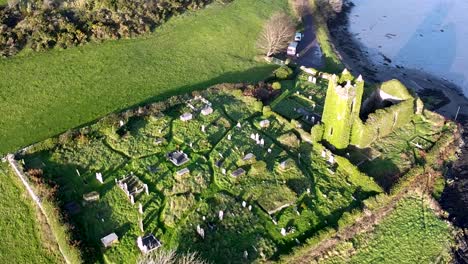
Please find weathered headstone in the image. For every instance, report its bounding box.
[219,210,224,221]
[242,201,247,208]
[144,184,149,195]
[196,225,205,239]
[130,195,135,205]
[139,203,143,214]
[281,228,286,236]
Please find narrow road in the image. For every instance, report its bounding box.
[294,0,324,68]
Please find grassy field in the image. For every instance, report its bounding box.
[0,0,289,155]
[319,196,454,264]
[0,163,63,263]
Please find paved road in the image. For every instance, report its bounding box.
[293,0,324,68]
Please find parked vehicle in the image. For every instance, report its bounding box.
[295,32,303,42]
[287,42,298,56]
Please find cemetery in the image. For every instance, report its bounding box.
[13,67,457,263]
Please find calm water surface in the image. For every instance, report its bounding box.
[349,0,468,96]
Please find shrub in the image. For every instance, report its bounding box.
[310,124,324,142]
[274,66,293,80]
[272,81,282,90]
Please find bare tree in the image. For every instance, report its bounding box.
[138,249,208,264]
[256,12,296,57]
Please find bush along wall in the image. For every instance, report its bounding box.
[0,0,214,56]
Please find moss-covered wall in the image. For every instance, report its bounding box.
[351,99,416,148]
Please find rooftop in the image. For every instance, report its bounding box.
[168,151,189,166]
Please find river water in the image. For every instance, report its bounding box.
[348,0,468,97]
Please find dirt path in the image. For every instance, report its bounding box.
[7,154,71,264]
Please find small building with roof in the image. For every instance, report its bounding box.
[167,151,189,166]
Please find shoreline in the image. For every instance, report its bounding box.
[327,1,468,120]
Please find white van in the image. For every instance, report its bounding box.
[287,42,298,56]
[295,32,303,42]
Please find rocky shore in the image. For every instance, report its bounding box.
[326,1,468,261]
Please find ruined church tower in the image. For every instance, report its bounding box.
[321,69,364,150]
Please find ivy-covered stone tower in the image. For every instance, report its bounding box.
[322,69,364,150]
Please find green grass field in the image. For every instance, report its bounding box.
[319,196,454,264]
[0,163,63,263]
[0,0,289,155]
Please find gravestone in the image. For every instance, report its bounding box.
[219,210,224,221]
[281,228,286,236]
[96,172,103,184]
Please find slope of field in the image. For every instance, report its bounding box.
[0,163,63,263]
[319,196,454,264]
[0,0,289,155]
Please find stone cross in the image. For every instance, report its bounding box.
[96,172,103,184]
